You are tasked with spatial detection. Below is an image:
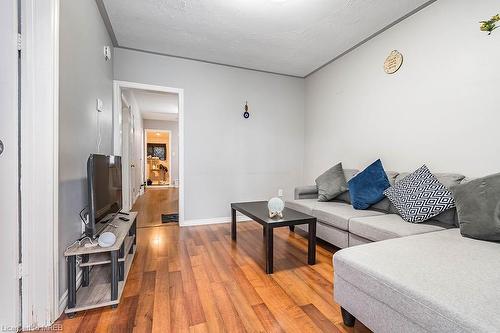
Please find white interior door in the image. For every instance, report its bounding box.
[121,100,137,211]
[0,0,21,327]
[121,100,131,211]
[129,110,137,203]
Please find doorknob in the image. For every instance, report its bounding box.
[0,140,4,156]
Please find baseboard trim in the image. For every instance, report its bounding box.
[58,270,83,316]
[181,215,251,227]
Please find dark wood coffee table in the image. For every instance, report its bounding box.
[231,201,317,274]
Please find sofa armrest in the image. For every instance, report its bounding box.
[294,185,318,200]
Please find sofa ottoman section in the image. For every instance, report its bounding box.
[334,229,500,332]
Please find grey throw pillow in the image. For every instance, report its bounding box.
[451,173,500,241]
[336,169,358,203]
[315,162,348,202]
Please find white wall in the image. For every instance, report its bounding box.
[114,48,305,221]
[143,119,180,184]
[58,0,113,299]
[304,0,500,181]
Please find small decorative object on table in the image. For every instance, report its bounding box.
[480,14,499,35]
[268,197,285,218]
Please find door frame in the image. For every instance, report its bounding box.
[0,0,21,328]
[144,129,172,186]
[113,80,185,223]
[20,0,60,328]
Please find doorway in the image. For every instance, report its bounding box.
[113,81,184,226]
[145,129,172,187]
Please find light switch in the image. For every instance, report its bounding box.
[104,46,111,61]
[96,98,104,112]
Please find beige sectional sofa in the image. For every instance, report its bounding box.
[286,169,500,332]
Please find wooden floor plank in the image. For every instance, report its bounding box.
[189,322,209,333]
[52,189,372,333]
[211,282,247,333]
[152,257,170,333]
[134,271,156,332]
[110,295,139,333]
[75,309,102,333]
[191,264,225,333]
[179,242,207,326]
[301,304,340,333]
[169,271,191,333]
[224,282,266,332]
[252,303,284,333]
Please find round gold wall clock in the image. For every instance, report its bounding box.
[384,50,403,74]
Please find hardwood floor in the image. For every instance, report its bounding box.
[134,187,179,228]
[53,190,371,332]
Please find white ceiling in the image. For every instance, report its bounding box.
[102,0,431,77]
[127,89,179,121]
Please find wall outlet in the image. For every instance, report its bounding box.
[278,189,284,197]
[96,98,104,112]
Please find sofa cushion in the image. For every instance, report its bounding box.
[312,202,383,231]
[384,165,455,223]
[334,229,500,332]
[315,162,348,202]
[349,214,451,242]
[285,199,317,215]
[348,159,391,210]
[335,169,359,203]
[451,172,500,241]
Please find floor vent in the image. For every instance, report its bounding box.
[161,213,179,224]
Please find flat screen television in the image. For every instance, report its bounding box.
[86,154,122,238]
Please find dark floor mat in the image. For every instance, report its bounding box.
[162,213,179,223]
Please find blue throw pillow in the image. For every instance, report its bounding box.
[348,159,390,210]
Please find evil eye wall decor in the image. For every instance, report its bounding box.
[243,101,250,119]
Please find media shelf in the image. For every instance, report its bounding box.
[64,212,137,315]
[79,235,135,267]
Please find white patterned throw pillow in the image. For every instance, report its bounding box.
[384,165,455,223]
